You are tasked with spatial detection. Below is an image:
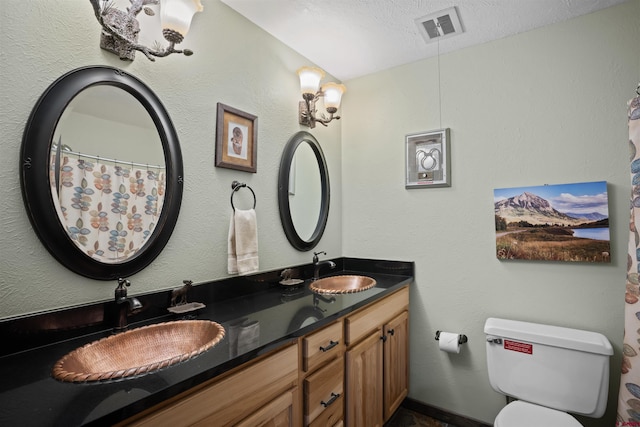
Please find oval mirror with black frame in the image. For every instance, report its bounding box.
[20,66,183,280]
[278,131,330,251]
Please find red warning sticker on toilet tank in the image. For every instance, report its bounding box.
[504,340,533,355]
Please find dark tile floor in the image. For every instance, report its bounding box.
[385,407,456,427]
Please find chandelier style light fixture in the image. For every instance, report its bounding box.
[297,67,346,128]
[89,0,203,61]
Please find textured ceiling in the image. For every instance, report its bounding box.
[220,0,628,81]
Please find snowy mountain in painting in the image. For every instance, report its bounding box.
[494,192,584,226]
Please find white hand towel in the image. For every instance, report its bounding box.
[228,208,259,275]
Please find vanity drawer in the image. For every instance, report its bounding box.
[304,357,344,426]
[303,320,344,372]
[128,344,298,426]
[345,286,409,346]
[235,387,297,427]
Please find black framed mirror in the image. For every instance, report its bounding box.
[278,131,330,251]
[20,66,183,280]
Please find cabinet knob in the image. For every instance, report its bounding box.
[381,335,387,343]
[388,329,395,336]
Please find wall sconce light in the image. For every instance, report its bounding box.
[89,0,203,62]
[297,67,346,128]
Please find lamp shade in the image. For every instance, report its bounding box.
[321,82,346,113]
[297,67,325,97]
[161,0,203,39]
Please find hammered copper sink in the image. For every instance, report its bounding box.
[309,275,376,294]
[52,320,225,383]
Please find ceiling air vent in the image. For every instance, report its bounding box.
[415,7,463,43]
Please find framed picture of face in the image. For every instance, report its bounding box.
[215,103,258,173]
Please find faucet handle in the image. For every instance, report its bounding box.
[117,278,131,288]
[115,278,131,299]
[313,251,327,263]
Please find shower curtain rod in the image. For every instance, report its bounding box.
[52,144,165,170]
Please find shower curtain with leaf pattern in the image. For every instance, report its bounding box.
[618,89,640,425]
[55,156,166,263]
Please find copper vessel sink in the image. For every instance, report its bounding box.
[52,320,225,383]
[309,275,376,294]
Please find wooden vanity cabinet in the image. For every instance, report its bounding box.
[344,286,409,427]
[117,285,409,427]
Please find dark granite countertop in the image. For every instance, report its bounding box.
[0,258,413,426]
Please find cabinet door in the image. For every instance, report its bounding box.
[383,310,409,421]
[345,330,383,427]
[236,388,298,427]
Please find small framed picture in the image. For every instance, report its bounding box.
[405,128,450,188]
[215,103,258,173]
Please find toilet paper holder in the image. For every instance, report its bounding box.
[435,330,468,344]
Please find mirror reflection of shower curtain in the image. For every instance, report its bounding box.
[618,92,640,423]
[56,156,166,263]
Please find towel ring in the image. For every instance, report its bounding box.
[231,180,256,211]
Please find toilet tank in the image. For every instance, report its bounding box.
[484,318,613,417]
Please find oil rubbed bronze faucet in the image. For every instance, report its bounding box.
[114,278,142,332]
[312,251,336,280]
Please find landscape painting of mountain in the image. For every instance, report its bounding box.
[494,181,610,263]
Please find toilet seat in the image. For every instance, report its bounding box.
[495,401,583,427]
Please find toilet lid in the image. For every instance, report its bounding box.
[495,401,583,427]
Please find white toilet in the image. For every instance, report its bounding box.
[484,318,613,427]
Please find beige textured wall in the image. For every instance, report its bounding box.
[341,1,639,425]
[0,0,342,317]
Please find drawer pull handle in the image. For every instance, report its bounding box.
[320,340,339,352]
[321,392,340,408]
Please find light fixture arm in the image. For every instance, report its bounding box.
[299,90,341,128]
[296,67,345,128]
[89,0,194,61]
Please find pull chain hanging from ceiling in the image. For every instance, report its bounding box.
[437,27,443,130]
